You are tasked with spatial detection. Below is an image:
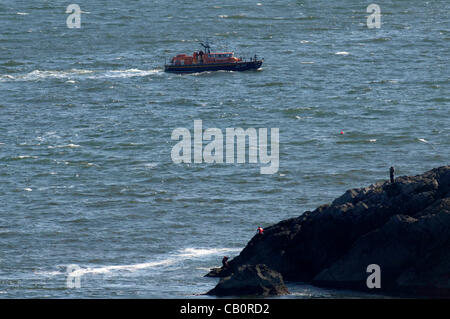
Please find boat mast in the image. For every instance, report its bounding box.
[200,42,211,54]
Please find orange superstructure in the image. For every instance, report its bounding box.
[170,51,241,66]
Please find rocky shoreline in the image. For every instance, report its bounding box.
[206,166,450,297]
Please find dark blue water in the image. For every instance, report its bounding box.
[0,0,448,298]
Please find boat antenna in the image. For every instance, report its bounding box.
[200,42,211,54]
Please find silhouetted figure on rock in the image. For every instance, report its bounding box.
[222,256,229,269]
[390,166,395,183]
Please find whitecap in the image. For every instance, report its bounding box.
[143,163,158,168]
[178,247,240,258]
[34,270,65,277]
[24,70,69,80]
[70,259,177,276]
[48,144,80,149]
[418,138,436,149]
[1,68,161,82]
[97,69,161,79]
[335,51,350,55]
[37,247,241,278]
[0,75,16,82]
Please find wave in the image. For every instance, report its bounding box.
[100,69,161,79]
[47,144,80,149]
[35,247,240,278]
[335,51,350,56]
[0,68,162,82]
[10,155,39,160]
[178,247,238,258]
[218,14,315,21]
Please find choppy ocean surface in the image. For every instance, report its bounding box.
[0,0,449,298]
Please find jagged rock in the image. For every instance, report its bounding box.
[313,210,450,294]
[206,264,289,296]
[205,267,232,278]
[207,166,450,296]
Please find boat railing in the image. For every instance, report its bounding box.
[240,55,263,62]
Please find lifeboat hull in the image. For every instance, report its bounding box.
[164,60,262,74]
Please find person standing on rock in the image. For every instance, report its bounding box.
[390,166,395,183]
[222,256,229,269]
[257,227,264,236]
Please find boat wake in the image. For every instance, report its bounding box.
[0,68,163,82]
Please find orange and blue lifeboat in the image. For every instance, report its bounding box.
[164,45,263,74]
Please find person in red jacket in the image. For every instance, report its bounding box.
[257,227,264,236]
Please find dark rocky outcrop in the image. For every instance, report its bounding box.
[206,264,289,296]
[207,166,450,296]
[205,267,233,278]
